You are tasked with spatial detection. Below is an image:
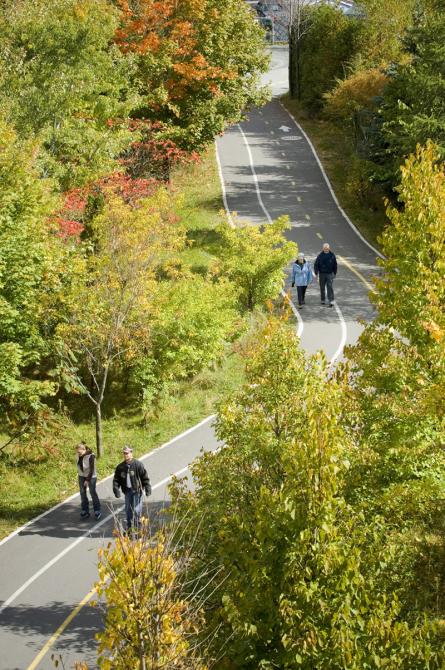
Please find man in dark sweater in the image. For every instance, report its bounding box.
[113,446,151,531]
[314,243,337,307]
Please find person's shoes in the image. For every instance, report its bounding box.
[297,304,302,309]
[328,303,334,308]
[94,511,101,520]
[80,511,90,520]
[321,301,326,305]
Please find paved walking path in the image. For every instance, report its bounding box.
[0,46,380,669]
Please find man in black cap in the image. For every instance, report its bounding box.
[113,446,151,531]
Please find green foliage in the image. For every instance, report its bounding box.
[216,217,297,311]
[0,0,137,188]
[133,276,238,410]
[353,0,416,69]
[378,12,445,180]
[119,0,270,153]
[299,5,360,114]
[344,143,445,609]
[171,317,444,669]
[58,189,185,455]
[0,120,70,425]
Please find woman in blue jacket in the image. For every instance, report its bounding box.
[291,253,314,308]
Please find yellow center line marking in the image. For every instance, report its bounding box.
[338,254,375,292]
[27,587,97,670]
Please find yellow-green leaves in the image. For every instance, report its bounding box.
[216,216,297,311]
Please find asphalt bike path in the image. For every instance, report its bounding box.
[216,46,381,363]
[0,46,380,669]
[0,417,219,669]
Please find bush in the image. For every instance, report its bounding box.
[324,68,387,122]
[133,276,238,410]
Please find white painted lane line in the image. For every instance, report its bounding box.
[214,141,234,227]
[316,232,323,239]
[0,415,215,549]
[330,302,348,365]
[0,465,192,615]
[305,214,310,220]
[237,124,273,224]
[279,102,384,260]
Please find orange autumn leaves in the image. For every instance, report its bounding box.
[115,0,235,105]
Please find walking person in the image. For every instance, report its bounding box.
[314,243,337,307]
[113,446,151,532]
[76,442,101,520]
[291,252,313,308]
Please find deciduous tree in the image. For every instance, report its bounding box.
[58,190,185,456]
[171,316,444,668]
[215,216,297,311]
[114,0,269,152]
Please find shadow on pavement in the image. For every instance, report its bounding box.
[17,500,171,540]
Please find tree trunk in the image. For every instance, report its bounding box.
[95,402,103,459]
[295,34,301,101]
[289,26,296,98]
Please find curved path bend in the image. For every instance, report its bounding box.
[0,46,380,669]
[216,46,381,363]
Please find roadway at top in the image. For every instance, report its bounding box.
[216,45,380,362]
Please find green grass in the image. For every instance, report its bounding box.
[0,147,243,540]
[174,149,227,274]
[281,95,388,249]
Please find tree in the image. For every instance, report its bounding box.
[215,216,297,311]
[95,518,209,670]
[378,12,445,181]
[283,0,315,100]
[297,4,360,112]
[132,276,238,411]
[0,120,70,432]
[344,143,445,610]
[58,190,185,457]
[171,315,444,668]
[114,0,269,152]
[0,0,137,188]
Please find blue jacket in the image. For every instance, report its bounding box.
[314,251,337,275]
[291,260,313,287]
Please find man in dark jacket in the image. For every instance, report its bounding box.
[113,446,151,531]
[314,243,337,307]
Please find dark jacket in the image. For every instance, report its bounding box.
[314,251,337,275]
[113,459,151,497]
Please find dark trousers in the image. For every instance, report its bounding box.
[125,490,143,529]
[296,285,307,305]
[78,476,101,514]
[319,272,335,303]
